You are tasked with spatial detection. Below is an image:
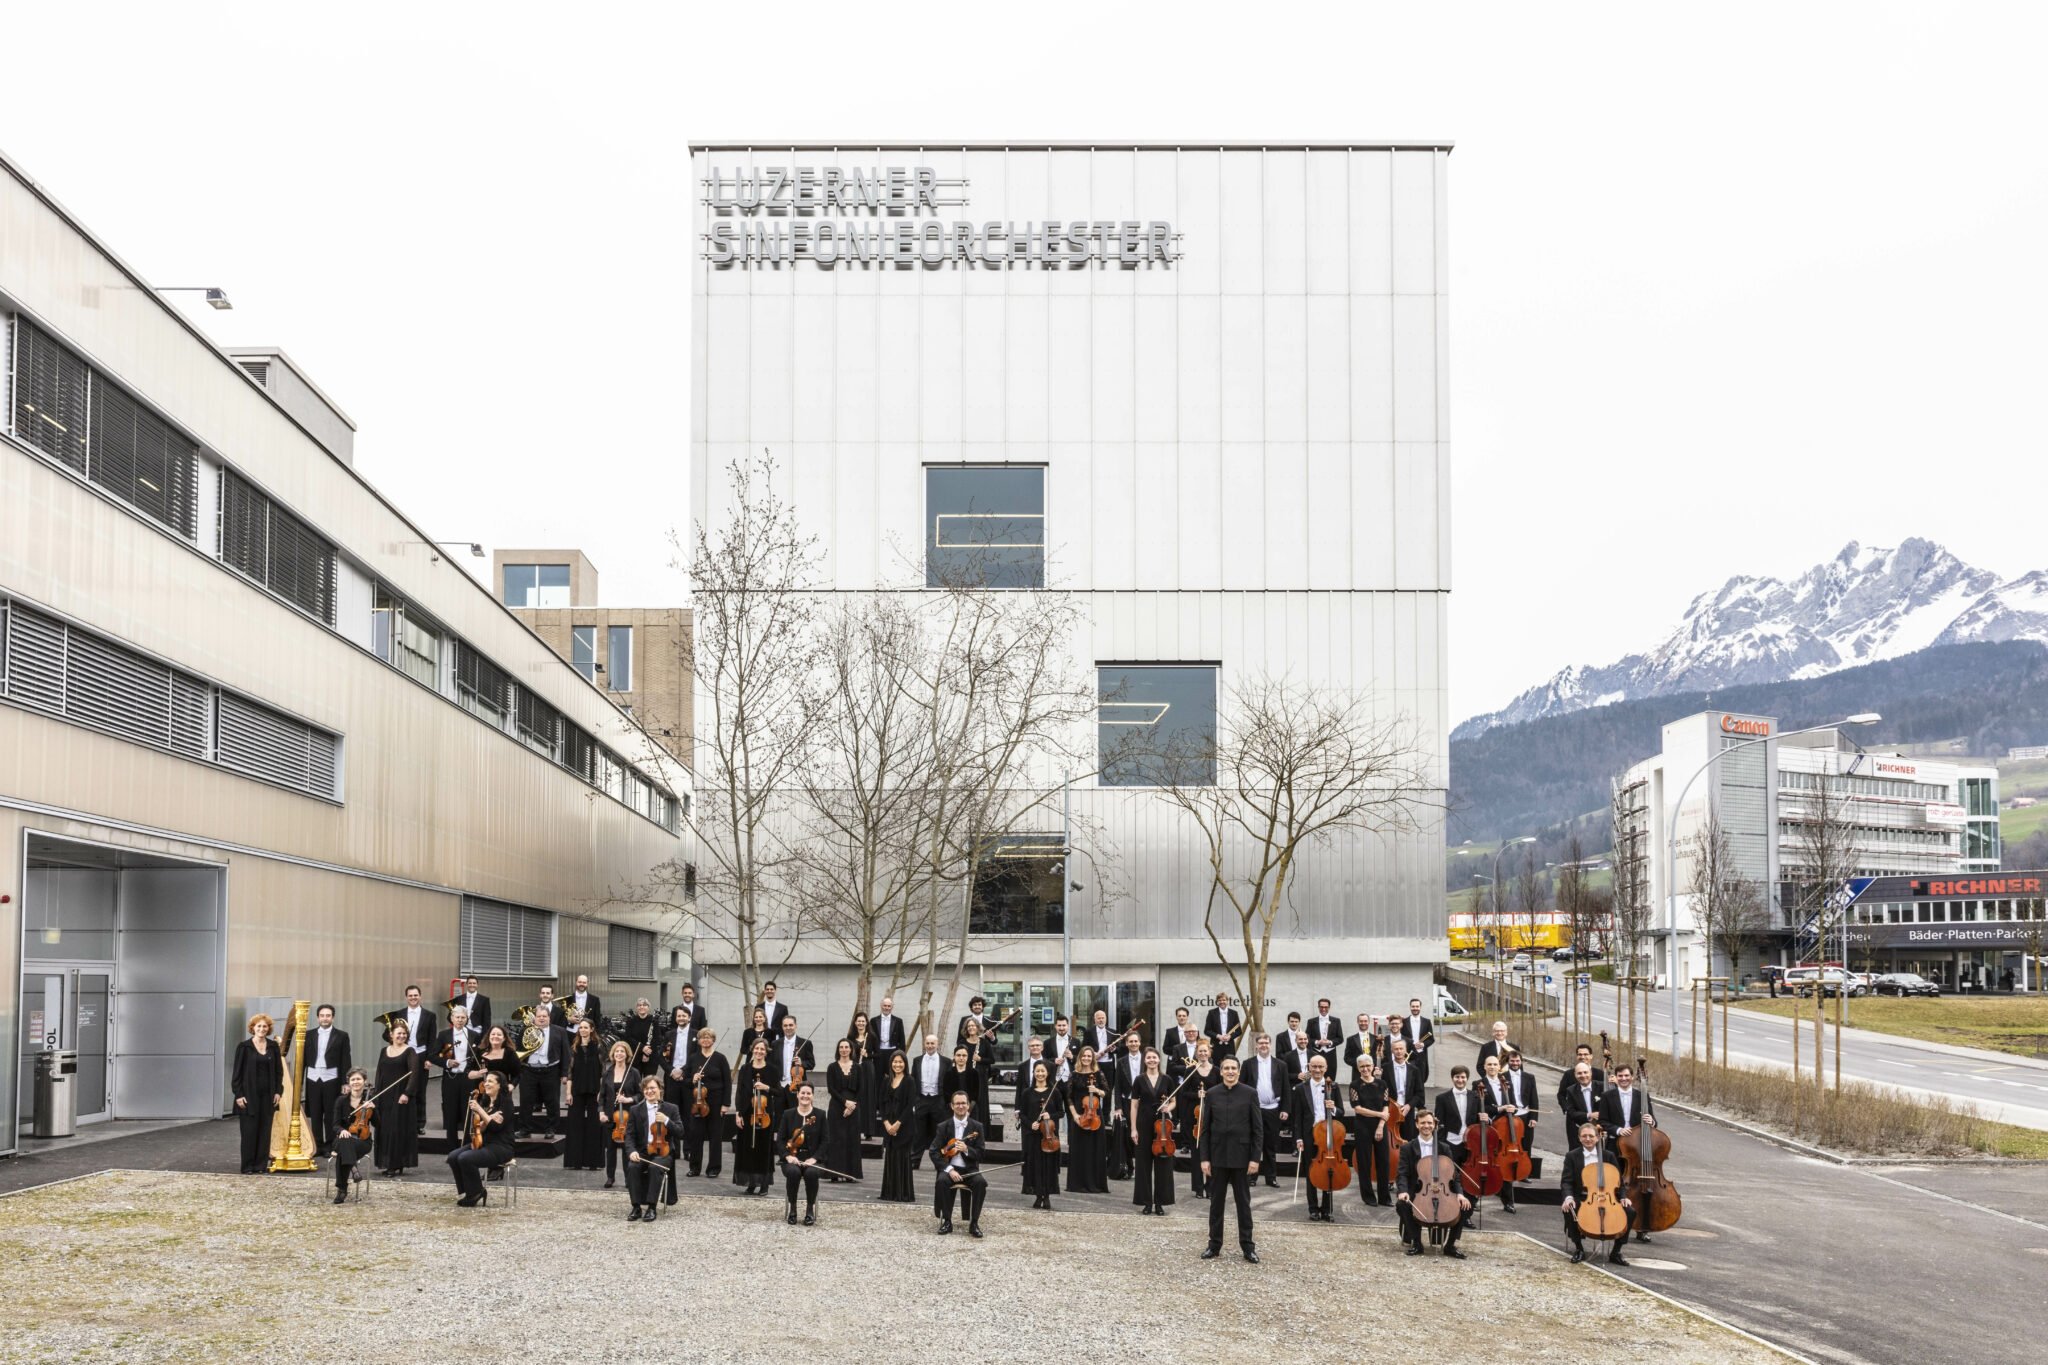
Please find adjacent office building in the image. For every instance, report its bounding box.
[1613,711,1999,984]
[0,148,691,1149]
[687,143,1454,1056]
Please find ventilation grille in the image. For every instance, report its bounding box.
[607,924,656,981]
[238,360,270,387]
[216,691,339,796]
[460,896,556,977]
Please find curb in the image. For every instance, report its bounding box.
[1721,1003,2048,1072]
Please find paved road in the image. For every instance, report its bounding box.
[1546,978,2048,1130]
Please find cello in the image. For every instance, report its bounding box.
[1459,1096,1503,1198]
[1407,1145,1466,1240]
[1573,1144,1630,1243]
[1621,1055,1681,1232]
[1306,1079,1351,1193]
[1492,1077,1533,1185]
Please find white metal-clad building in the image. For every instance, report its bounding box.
[688,142,1453,1055]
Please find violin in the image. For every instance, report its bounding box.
[346,1099,374,1142]
[1307,1080,1351,1192]
[786,1120,810,1158]
[1621,1055,1681,1232]
[1574,1146,1629,1241]
[610,1089,631,1144]
[940,1135,969,1160]
[692,1076,711,1119]
[1076,1082,1104,1132]
[467,1098,489,1150]
[1151,1104,1177,1158]
[647,1110,672,1159]
[751,1083,773,1130]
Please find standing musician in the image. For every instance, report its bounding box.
[455,975,491,1035]
[1399,997,1435,1085]
[1562,1060,1604,1137]
[777,1082,826,1225]
[434,1005,480,1145]
[929,1091,988,1237]
[328,1067,373,1203]
[1560,1120,1632,1265]
[1167,1006,1195,1055]
[447,1070,513,1207]
[1084,1007,1115,1059]
[560,974,602,1030]
[876,1051,917,1203]
[1113,1028,1148,1180]
[1343,1012,1383,1084]
[393,986,433,1134]
[958,1026,992,1127]
[772,1013,814,1093]
[664,1004,698,1100]
[1043,1015,1077,1083]
[1348,1060,1394,1207]
[1432,1064,1484,1172]
[1064,1046,1111,1193]
[1014,1036,1049,1115]
[621,998,660,1080]
[1475,1019,1517,1076]
[1196,1055,1262,1263]
[1598,1063,1658,1244]
[955,995,995,1048]
[520,1002,569,1139]
[756,980,789,1035]
[738,1005,772,1060]
[672,984,709,1053]
[822,1037,867,1182]
[1395,1109,1470,1257]
[846,1011,872,1090]
[1128,1048,1176,1216]
[230,1013,286,1176]
[1304,998,1344,1069]
[1172,1024,1204,1069]
[1241,1033,1289,1186]
[869,996,908,1070]
[302,1004,350,1159]
[599,1039,642,1191]
[1477,1054,1519,1213]
[1018,1060,1061,1209]
[1277,1012,1310,1086]
[1202,991,1243,1059]
[372,1019,421,1177]
[733,1038,781,1195]
[1382,1038,1422,1143]
[909,1034,948,1164]
[1177,1040,1218,1198]
[1556,1043,1606,1107]
[681,1028,731,1180]
[623,1074,680,1223]
[1293,1055,1347,1223]
[1505,1049,1541,1165]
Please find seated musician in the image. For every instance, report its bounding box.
[778,1082,825,1226]
[929,1091,988,1238]
[1560,1120,1632,1265]
[1395,1109,1470,1258]
[625,1074,681,1224]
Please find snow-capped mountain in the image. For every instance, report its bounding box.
[1457,540,2048,738]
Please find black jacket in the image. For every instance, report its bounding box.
[1195,1081,1264,1168]
[928,1115,986,1173]
[1598,1086,1654,1135]
[1561,1082,1605,1136]
[305,1026,352,1079]
[455,992,492,1035]
[770,1036,817,1089]
[1201,1007,1243,1054]
[627,1100,681,1163]
[1238,1054,1291,1114]
[1380,1062,1423,1111]
[230,1039,284,1103]
[868,1014,909,1055]
[1397,1013,1435,1066]
[681,1050,732,1113]
[1433,1086,1484,1147]
[1396,1138,1457,1195]
[1040,1032,1079,1077]
[524,1025,571,1072]
[1556,1067,1607,1106]
[1291,1077,1346,1142]
[433,1026,483,1075]
[1560,1145,1628,1205]
[758,1001,790,1035]
[551,992,603,1030]
[1303,1014,1344,1062]
[907,1051,950,1106]
[1503,1070,1540,1124]
[776,1106,825,1160]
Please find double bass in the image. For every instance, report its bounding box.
[1459,1098,1503,1198]
[1306,1080,1351,1192]
[1621,1055,1681,1232]
[1492,1081,1533,1185]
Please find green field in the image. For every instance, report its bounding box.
[1737,995,2048,1059]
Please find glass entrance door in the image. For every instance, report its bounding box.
[17,964,113,1125]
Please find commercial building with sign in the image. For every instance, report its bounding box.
[687,142,1453,1054]
[0,148,690,1151]
[1833,873,2046,991]
[1614,711,1999,983]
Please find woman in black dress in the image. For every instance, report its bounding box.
[846,1012,873,1110]
[448,1071,514,1207]
[465,1025,521,1182]
[1129,1048,1178,1215]
[949,1044,988,1131]
[563,1018,606,1170]
[777,1083,826,1225]
[230,1013,286,1175]
[738,1006,771,1061]
[1182,1040,1218,1197]
[600,1040,641,1190]
[682,1029,730,1179]
[1018,1061,1061,1208]
[328,1068,374,1203]
[1064,1046,1110,1193]
[372,1020,422,1177]
[823,1038,866,1182]
[732,1038,780,1195]
[874,1050,915,1203]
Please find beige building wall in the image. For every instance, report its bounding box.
[513,606,694,767]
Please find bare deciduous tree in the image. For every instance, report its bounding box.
[1142,675,1435,1036]
[1684,812,1768,989]
[1785,761,1859,1091]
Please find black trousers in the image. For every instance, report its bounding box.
[630,1157,670,1208]
[1398,1200,1466,1249]
[448,1147,497,1199]
[782,1160,821,1205]
[1358,1125,1393,1201]
[523,1065,562,1134]
[686,1117,722,1176]
[304,1078,341,1154]
[1303,1165,1334,1217]
[911,1096,946,1161]
[236,1099,275,1172]
[1257,1106,1281,1173]
[1207,1165,1254,1248]
[934,1169,987,1220]
[440,1071,475,1143]
[409,1050,431,1130]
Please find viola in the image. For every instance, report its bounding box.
[1621,1055,1682,1232]
[1151,1109,1177,1158]
[467,1099,488,1150]
[1076,1083,1104,1132]
[786,1120,809,1158]
[1307,1081,1351,1192]
[788,1059,806,1091]
[610,1091,631,1144]
[1574,1148,1629,1241]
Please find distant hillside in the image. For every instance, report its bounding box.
[1447,640,2048,844]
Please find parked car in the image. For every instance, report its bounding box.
[1506,952,1536,974]
[1783,966,1867,998]
[1551,946,1598,962]
[1431,986,1470,1024]
[1874,972,1941,997]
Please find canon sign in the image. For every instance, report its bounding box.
[1720,715,1771,737]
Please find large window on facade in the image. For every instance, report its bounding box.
[607,625,633,691]
[1097,664,1218,786]
[454,640,512,726]
[926,465,1045,589]
[459,896,556,977]
[503,563,571,608]
[571,626,597,682]
[372,587,440,689]
[219,469,337,624]
[968,833,1065,936]
[607,924,656,981]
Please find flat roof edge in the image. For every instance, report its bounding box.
[688,140,1455,153]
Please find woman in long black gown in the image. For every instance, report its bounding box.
[230,1013,285,1175]
[738,1006,771,1062]
[732,1039,781,1195]
[563,1018,607,1170]
[328,1068,374,1203]
[373,1020,422,1177]
[1181,1041,1218,1197]
[1018,1062,1061,1208]
[874,1051,915,1203]
[599,1040,641,1189]
[1064,1046,1110,1193]
[823,1038,866,1181]
[465,1025,521,1182]
[682,1029,730,1179]
[1129,1048,1177,1215]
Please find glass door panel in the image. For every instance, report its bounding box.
[1115,980,1158,1051]
[75,972,110,1121]
[980,981,1023,1066]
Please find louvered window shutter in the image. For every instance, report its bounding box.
[5,604,67,710]
[88,377,197,538]
[12,321,89,472]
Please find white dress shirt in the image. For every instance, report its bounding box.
[919,1053,941,1096]
[947,1116,970,1170]
[308,1027,338,1082]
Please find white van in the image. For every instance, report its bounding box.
[1431,985,1469,1024]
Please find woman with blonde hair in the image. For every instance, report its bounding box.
[230,1013,286,1174]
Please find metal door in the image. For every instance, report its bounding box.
[16,963,113,1123]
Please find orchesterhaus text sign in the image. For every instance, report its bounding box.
[701,165,1181,269]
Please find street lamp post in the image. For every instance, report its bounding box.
[1663,712,1880,1058]
[1494,837,1535,963]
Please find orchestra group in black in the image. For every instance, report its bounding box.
[284,982,1668,1262]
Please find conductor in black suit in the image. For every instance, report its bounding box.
[1196,1056,1263,1263]
[624,1075,681,1223]
[929,1091,988,1236]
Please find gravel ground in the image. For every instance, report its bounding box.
[0,1170,1779,1364]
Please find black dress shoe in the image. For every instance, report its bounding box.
[628,1207,643,1222]
[804,1207,817,1226]
[1569,1248,1585,1264]
[1608,1251,1630,1266]
[1500,1204,1517,1215]
[1242,1248,1259,1264]
[1405,1244,1424,1256]
[969,1222,983,1238]
[938,1217,953,1235]
[1444,1247,1467,1260]
[332,1190,348,1205]
[786,1205,798,1225]
[604,1179,615,1190]
[1201,1246,1221,1260]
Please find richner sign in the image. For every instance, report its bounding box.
[700,164,1181,269]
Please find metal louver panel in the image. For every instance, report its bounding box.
[12,321,89,472]
[562,724,597,783]
[217,469,337,624]
[518,909,553,975]
[516,688,561,757]
[607,924,656,981]
[237,360,269,386]
[455,641,512,724]
[89,378,197,538]
[5,604,66,710]
[460,896,556,977]
[64,631,174,747]
[216,691,338,798]
[219,469,268,580]
[169,672,211,758]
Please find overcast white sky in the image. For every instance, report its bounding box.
[6,3,2043,722]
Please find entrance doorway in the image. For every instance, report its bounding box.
[19,964,113,1123]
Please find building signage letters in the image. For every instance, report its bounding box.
[1720,714,1770,736]
[1909,876,2041,897]
[1875,761,1919,775]
[702,165,1182,269]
